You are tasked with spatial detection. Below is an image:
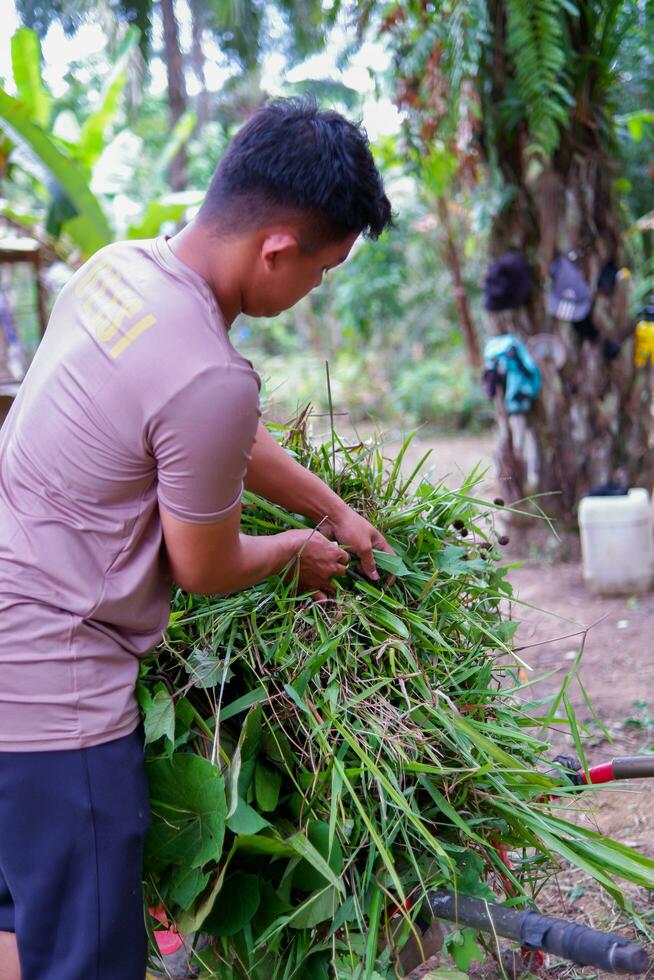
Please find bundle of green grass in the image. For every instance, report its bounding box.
[140,420,654,979]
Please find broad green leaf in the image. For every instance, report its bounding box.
[372,549,411,577]
[169,865,209,909]
[436,544,487,576]
[226,798,270,835]
[203,872,261,937]
[254,760,282,812]
[287,831,345,895]
[456,851,495,900]
[141,686,175,752]
[177,854,234,934]
[11,29,50,128]
[0,86,112,255]
[234,832,295,856]
[627,116,643,141]
[354,592,409,639]
[288,887,340,929]
[77,28,139,168]
[145,754,226,871]
[445,927,484,971]
[292,821,344,892]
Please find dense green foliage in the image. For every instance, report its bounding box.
[139,426,654,978]
[0,26,202,253]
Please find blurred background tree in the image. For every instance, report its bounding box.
[367,0,654,517]
[1,0,653,516]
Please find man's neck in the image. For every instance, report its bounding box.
[168,220,243,326]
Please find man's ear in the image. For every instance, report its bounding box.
[260,231,300,271]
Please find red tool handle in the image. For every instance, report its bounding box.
[582,756,654,784]
[553,754,654,787]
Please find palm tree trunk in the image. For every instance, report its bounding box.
[160,0,187,189]
[487,163,654,521]
[478,0,654,521]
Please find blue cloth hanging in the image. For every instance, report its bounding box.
[483,334,542,414]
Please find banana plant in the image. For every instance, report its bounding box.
[0,27,199,258]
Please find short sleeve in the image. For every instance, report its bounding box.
[148,363,260,524]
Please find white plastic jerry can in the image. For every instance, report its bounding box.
[578,488,654,595]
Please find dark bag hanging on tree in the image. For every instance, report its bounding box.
[483,335,542,414]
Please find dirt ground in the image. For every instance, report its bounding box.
[357,423,654,978]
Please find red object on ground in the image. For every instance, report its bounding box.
[149,906,184,956]
[520,946,546,970]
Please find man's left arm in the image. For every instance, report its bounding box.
[244,421,393,579]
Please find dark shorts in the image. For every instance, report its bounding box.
[0,727,151,980]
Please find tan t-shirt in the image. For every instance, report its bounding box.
[0,237,260,751]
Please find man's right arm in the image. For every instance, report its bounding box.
[154,364,349,597]
[160,503,349,597]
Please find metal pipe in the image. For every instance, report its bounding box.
[610,755,654,781]
[427,891,649,975]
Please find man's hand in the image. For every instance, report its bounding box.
[291,528,350,601]
[244,423,394,592]
[320,503,394,581]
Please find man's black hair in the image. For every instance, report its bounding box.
[198,97,392,250]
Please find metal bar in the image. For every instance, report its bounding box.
[427,890,649,974]
[611,756,654,780]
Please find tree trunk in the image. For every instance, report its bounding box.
[189,0,209,127]
[160,0,187,190]
[486,160,654,522]
[436,197,482,372]
[480,1,654,522]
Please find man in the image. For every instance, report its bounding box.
[0,98,393,979]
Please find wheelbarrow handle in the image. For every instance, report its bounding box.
[552,753,654,785]
[427,890,649,975]
[610,755,654,781]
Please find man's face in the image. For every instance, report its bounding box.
[244,231,359,318]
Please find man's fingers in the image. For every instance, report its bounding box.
[357,548,380,581]
[329,545,349,575]
[374,532,396,556]
[311,590,329,604]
